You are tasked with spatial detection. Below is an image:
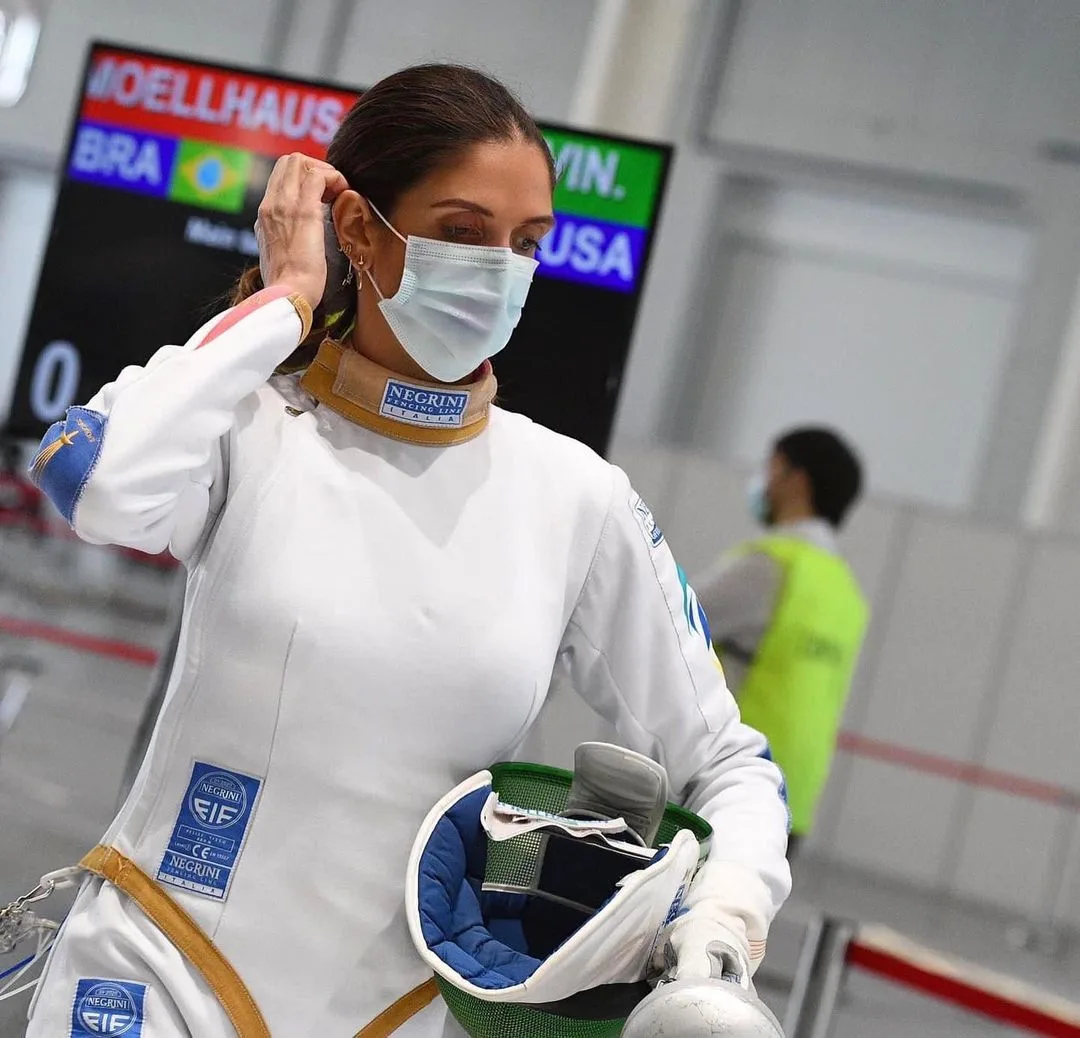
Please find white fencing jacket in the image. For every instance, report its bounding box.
[26,287,790,1037]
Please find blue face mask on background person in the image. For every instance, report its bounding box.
[746,471,772,526]
[365,201,538,383]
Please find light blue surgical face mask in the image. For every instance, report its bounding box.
[365,202,538,383]
[746,472,772,526]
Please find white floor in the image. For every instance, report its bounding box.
[1,528,1077,1037]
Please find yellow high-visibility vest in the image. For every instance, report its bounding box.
[726,537,868,835]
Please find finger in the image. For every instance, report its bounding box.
[259,155,290,209]
[299,159,350,204]
[258,155,301,226]
[298,156,335,173]
[290,156,345,183]
[279,152,311,194]
[320,168,350,203]
[300,164,349,206]
[264,154,332,200]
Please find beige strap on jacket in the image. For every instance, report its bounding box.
[79,845,440,1038]
[353,978,440,1037]
[80,845,270,1038]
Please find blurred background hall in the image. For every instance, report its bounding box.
[2,1,1080,1035]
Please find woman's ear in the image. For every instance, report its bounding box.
[332,190,377,264]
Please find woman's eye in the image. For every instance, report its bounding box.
[516,237,541,256]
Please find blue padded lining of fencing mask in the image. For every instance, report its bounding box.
[417,787,543,990]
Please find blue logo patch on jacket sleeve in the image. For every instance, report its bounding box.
[71,978,146,1036]
[157,761,262,901]
[630,493,665,549]
[28,407,107,524]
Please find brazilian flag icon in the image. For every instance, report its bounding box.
[169,140,251,213]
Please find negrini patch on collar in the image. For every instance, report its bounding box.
[380,379,470,427]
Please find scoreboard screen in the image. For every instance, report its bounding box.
[6,43,671,454]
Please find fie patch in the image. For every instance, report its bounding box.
[156,761,262,901]
[71,979,146,1036]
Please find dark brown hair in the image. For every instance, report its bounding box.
[233,63,555,370]
[775,427,863,528]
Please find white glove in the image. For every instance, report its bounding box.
[655,911,753,990]
[652,859,774,990]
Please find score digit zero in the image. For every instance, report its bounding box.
[30,340,81,423]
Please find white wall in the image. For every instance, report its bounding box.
[614,0,1080,530]
[709,0,1080,191]
[331,0,595,121]
[686,182,1031,510]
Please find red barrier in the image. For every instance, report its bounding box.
[837,731,1080,810]
[0,616,159,666]
[848,936,1080,1037]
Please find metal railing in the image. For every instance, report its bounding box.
[783,913,1080,1038]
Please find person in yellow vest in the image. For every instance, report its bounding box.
[694,428,869,860]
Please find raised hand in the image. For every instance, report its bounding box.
[255,153,350,309]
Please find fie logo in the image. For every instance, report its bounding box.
[189,770,247,829]
[73,980,144,1036]
[157,762,261,900]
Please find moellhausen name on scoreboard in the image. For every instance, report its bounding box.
[81,50,359,159]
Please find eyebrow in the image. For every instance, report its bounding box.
[431,198,555,228]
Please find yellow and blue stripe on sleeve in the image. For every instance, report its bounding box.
[27,407,107,524]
